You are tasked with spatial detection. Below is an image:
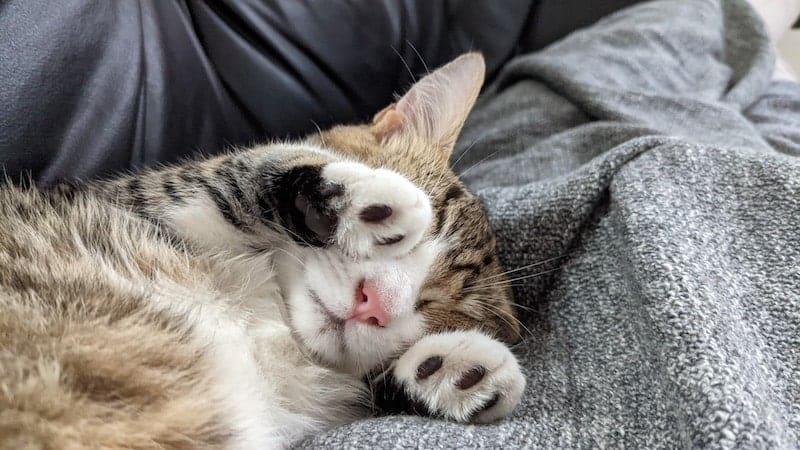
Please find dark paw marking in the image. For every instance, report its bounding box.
[318,182,344,199]
[456,366,486,390]
[377,234,404,246]
[360,204,393,223]
[274,166,344,247]
[369,371,433,417]
[294,195,337,241]
[416,356,443,380]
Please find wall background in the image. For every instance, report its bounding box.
[779,30,800,74]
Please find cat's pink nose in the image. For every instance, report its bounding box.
[350,281,391,327]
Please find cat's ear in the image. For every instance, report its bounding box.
[372,53,485,153]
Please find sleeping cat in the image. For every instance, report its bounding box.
[0,53,525,449]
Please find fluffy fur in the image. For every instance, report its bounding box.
[0,54,524,449]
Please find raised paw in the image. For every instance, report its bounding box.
[320,161,432,258]
[393,330,525,423]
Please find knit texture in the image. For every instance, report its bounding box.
[300,0,800,447]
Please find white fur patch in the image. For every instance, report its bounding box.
[144,281,284,448]
[166,196,250,251]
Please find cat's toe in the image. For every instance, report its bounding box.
[394,330,525,423]
[321,162,432,258]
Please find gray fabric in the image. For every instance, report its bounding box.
[301,0,800,447]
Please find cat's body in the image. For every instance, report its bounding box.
[0,54,525,449]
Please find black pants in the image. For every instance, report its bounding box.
[0,0,646,184]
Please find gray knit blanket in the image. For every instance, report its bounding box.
[302,0,800,447]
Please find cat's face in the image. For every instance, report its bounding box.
[279,54,519,375]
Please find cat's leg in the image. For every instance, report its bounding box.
[85,143,431,258]
[384,330,526,423]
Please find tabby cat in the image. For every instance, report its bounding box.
[0,53,524,449]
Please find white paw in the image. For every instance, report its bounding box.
[393,330,525,423]
[322,161,432,258]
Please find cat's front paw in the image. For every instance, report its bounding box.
[393,330,525,423]
[321,162,432,258]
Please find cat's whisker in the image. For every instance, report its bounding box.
[508,301,535,312]
[272,220,315,248]
[499,267,564,284]
[363,365,377,402]
[450,135,484,173]
[405,39,429,75]
[486,303,536,340]
[373,348,391,406]
[463,266,563,292]
[428,136,485,196]
[424,136,485,202]
[479,254,568,283]
[471,299,535,340]
[391,45,417,83]
[311,120,326,147]
[457,147,505,178]
[260,216,316,249]
[464,275,559,293]
[487,283,529,290]
[274,247,306,269]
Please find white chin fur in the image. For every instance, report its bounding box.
[275,239,442,375]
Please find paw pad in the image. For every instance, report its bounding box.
[455,366,486,390]
[416,356,443,380]
[359,204,393,223]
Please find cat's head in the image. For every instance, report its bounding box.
[282,54,519,375]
